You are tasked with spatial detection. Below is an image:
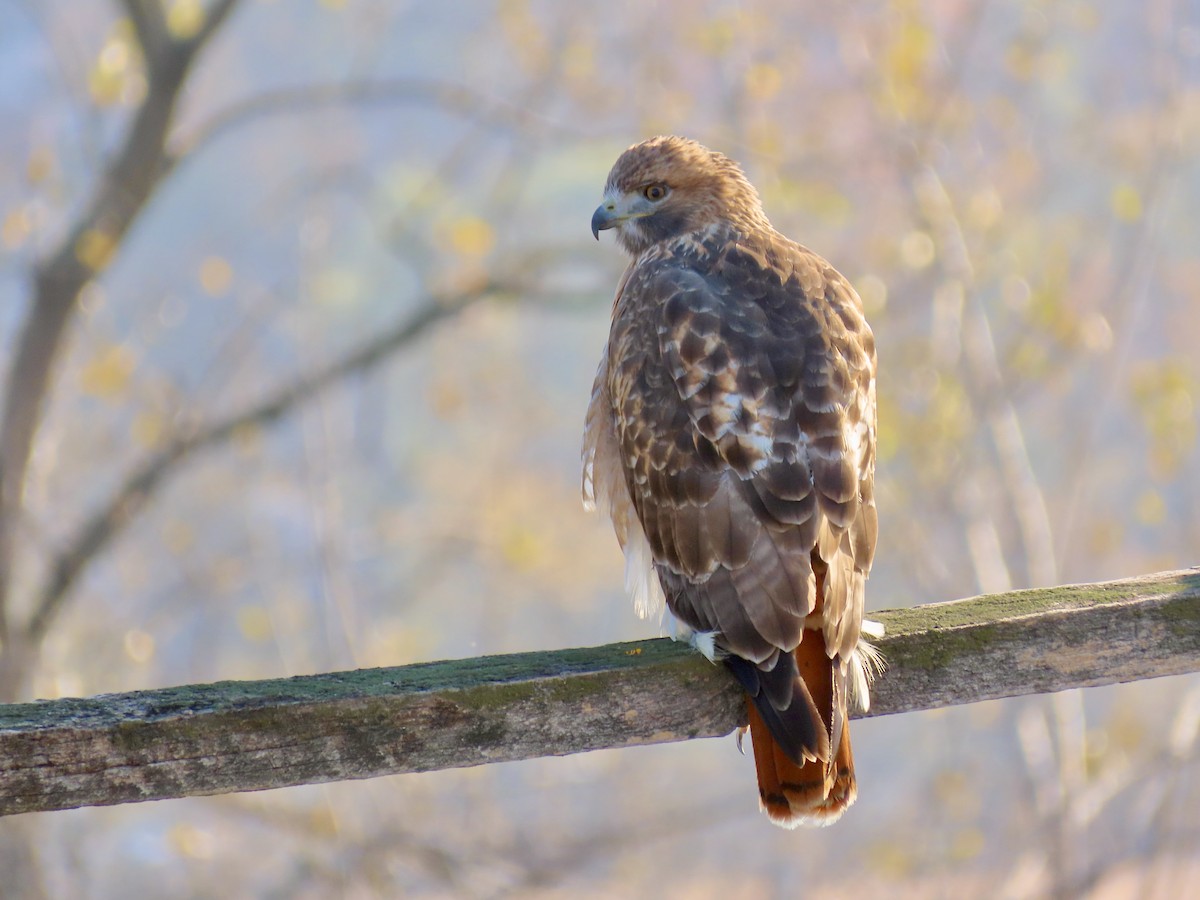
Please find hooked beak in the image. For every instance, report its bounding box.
[591,201,618,240]
[592,191,656,240]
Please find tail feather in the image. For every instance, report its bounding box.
[724,652,827,764]
[741,638,856,828]
[746,696,850,828]
[730,552,871,827]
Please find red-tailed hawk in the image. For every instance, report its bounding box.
[583,136,880,827]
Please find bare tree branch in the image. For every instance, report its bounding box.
[0,1,238,688]
[25,281,515,644]
[120,0,240,60]
[1,568,1197,816]
[169,78,579,170]
[118,0,167,59]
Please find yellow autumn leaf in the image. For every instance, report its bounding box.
[1111,183,1142,221]
[2,208,31,249]
[866,837,916,878]
[88,67,124,107]
[500,527,544,571]
[447,216,496,257]
[746,121,782,158]
[1135,489,1165,525]
[950,827,985,861]
[1005,41,1036,82]
[856,274,888,315]
[312,267,360,306]
[1080,313,1113,353]
[88,27,142,106]
[773,179,852,222]
[966,188,1003,230]
[166,0,205,39]
[198,256,233,296]
[690,17,736,55]
[308,807,339,837]
[132,411,165,449]
[26,146,54,184]
[744,63,783,101]
[888,19,933,82]
[76,228,118,271]
[237,606,273,642]
[899,230,935,269]
[80,345,136,399]
[123,629,156,664]
[168,824,214,860]
[429,379,466,419]
[883,11,934,117]
[562,40,595,81]
[498,0,548,73]
[98,32,130,74]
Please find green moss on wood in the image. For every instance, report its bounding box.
[876,570,1200,637]
[1159,592,1200,637]
[884,623,1004,672]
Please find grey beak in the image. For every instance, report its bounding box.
[591,203,616,240]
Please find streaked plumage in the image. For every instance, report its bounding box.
[583,136,880,827]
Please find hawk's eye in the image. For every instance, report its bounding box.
[643,183,668,202]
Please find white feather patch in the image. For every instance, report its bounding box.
[690,630,722,661]
[860,618,885,639]
[581,455,597,512]
[624,522,666,621]
[668,618,724,661]
[737,430,774,471]
[847,631,886,713]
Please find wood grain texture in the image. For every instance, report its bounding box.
[2,568,1198,816]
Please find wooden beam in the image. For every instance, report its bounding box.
[2,568,1198,816]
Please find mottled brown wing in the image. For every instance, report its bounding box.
[606,230,877,666]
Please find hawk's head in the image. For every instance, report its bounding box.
[591,135,769,256]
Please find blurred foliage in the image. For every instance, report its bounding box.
[1,0,1198,897]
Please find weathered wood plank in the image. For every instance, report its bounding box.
[2,568,1198,816]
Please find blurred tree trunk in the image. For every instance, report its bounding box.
[0,0,240,704]
[0,4,241,896]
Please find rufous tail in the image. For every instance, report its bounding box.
[745,634,855,828]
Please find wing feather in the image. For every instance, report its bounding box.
[602,225,876,667]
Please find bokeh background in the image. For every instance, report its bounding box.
[2,0,1199,897]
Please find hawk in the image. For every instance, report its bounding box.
[582,136,880,827]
